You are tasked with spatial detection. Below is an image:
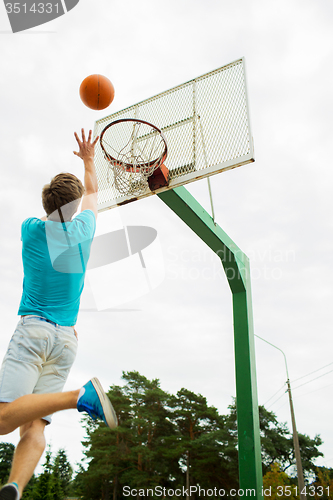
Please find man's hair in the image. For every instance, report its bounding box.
[42,173,85,219]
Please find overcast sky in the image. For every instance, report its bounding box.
[0,0,333,477]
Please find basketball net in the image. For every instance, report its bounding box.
[100,119,168,196]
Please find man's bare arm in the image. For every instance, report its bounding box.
[73,129,99,218]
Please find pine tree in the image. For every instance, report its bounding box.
[73,371,328,500]
[79,383,133,500]
[53,449,72,497]
[120,371,176,490]
[0,443,15,486]
[51,453,65,500]
[169,388,239,493]
[32,447,54,500]
[229,402,323,479]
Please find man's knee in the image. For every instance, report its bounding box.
[20,419,47,439]
[0,403,10,434]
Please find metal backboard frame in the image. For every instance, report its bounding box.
[94,57,254,212]
[92,59,263,493]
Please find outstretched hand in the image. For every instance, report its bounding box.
[73,129,99,162]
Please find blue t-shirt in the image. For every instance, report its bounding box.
[18,210,96,326]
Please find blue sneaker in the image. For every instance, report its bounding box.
[77,377,117,429]
[0,483,19,500]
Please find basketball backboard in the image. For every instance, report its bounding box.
[94,57,254,212]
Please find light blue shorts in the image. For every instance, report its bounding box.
[0,315,78,424]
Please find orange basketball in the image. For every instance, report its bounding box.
[79,74,115,110]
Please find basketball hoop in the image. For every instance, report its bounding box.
[100,118,168,196]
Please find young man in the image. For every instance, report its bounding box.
[0,129,117,499]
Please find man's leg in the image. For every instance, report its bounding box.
[0,378,117,437]
[0,378,117,498]
[8,419,47,496]
[0,390,80,435]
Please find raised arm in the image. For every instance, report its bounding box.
[73,129,99,218]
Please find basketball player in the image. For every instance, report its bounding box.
[0,129,117,499]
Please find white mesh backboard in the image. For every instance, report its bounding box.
[94,58,254,211]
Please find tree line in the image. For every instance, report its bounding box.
[0,371,331,499]
[0,444,73,499]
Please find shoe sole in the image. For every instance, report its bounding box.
[90,377,118,429]
[0,485,19,500]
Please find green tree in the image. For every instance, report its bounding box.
[258,405,291,475]
[78,383,134,500]
[263,463,298,499]
[53,449,72,496]
[120,371,176,490]
[32,447,54,500]
[296,433,323,480]
[229,403,323,480]
[0,442,15,485]
[51,452,66,500]
[169,389,239,492]
[311,467,333,499]
[74,371,326,500]
[78,372,178,499]
[70,464,89,499]
[32,447,71,500]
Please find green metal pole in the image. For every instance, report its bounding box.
[158,186,263,497]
